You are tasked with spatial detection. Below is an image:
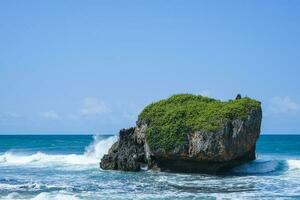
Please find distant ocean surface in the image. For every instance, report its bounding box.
[0,135,299,200]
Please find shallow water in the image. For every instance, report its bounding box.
[0,135,299,200]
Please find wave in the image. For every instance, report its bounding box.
[232,160,283,174]
[287,159,300,170]
[0,135,299,175]
[0,182,59,191]
[0,136,117,168]
[30,192,80,200]
[232,159,300,175]
[2,191,80,200]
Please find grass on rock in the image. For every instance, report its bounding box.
[138,94,260,151]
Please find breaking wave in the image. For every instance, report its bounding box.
[2,191,80,200]
[232,159,300,175]
[287,159,300,170]
[0,136,117,168]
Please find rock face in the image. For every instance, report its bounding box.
[100,94,262,174]
[100,127,146,171]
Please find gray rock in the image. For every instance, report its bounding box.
[147,108,262,173]
[100,127,146,171]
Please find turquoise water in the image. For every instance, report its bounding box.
[0,135,299,200]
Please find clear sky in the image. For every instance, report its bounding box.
[0,1,300,134]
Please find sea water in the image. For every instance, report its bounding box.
[0,135,299,200]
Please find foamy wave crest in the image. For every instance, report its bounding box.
[0,136,117,168]
[2,191,80,200]
[287,160,300,170]
[30,192,80,200]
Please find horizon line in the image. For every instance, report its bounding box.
[0,132,299,135]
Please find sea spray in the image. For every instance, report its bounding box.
[0,136,117,167]
[84,135,117,161]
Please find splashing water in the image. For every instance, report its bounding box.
[84,135,117,162]
[0,135,117,168]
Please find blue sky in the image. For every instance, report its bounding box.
[0,1,300,134]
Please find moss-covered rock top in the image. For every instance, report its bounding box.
[138,94,261,151]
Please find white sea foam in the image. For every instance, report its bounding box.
[0,136,117,168]
[2,191,81,200]
[30,192,80,200]
[287,159,300,170]
[2,192,20,200]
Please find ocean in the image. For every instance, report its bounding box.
[0,135,299,200]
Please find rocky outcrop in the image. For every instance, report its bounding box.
[145,108,261,173]
[100,127,146,171]
[100,94,262,174]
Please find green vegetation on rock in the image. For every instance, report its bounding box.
[138,94,261,151]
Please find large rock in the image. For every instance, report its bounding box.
[100,94,262,174]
